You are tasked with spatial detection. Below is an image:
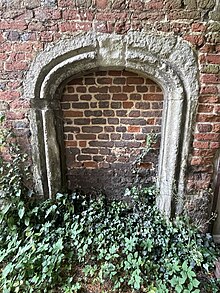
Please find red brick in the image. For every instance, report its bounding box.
[113,77,126,85]
[116,110,127,117]
[210,142,220,149]
[198,96,219,103]
[67,87,75,94]
[72,102,89,109]
[205,55,220,64]
[121,118,146,125]
[63,111,83,117]
[82,148,99,154]
[40,32,53,42]
[108,118,119,124]
[65,141,77,147]
[127,77,144,84]
[123,101,134,108]
[95,71,107,76]
[145,78,157,85]
[194,133,220,141]
[62,94,78,101]
[97,77,112,84]
[96,0,108,8]
[136,85,148,92]
[143,94,163,101]
[76,86,86,93]
[84,78,95,85]
[191,23,207,32]
[136,102,150,109]
[79,141,87,147]
[104,126,115,132]
[76,134,96,140]
[190,157,213,166]
[197,124,212,132]
[193,141,209,148]
[200,86,218,94]
[77,155,91,161]
[129,110,140,117]
[92,118,106,124]
[213,124,220,133]
[130,94,141,100]
[98,134,109,140]
[62,9,78,20]
[201,74,220,84]
[111,133,121,140]
[192,149,216,157]
[94,94,110,100]
[80,94,92,101]
[112,94,128,101]
[109,86,121,93]
[103,110,114,116]
[196,114,220,122]
[0,91,20,101]
[123,86,135,93]
[215,105,220,114]
[10,99,30,109]
[184,35,204,47]
[200,44,216,53]
[59,22,77,32]
[13,43,33,52]
[82,126,103,133]
[6,111,25,120]
[89,86,108,93]
[83,162,98,168]
[108,70,121,76]
[64,126,80,133]
[74,118,90,125]
[76,22,92,31]
[198,104,214,113]
[5,61,29,71]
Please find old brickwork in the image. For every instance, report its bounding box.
[61,70,163,195]
[0,0,219,199]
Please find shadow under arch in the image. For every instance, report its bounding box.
[24,31,199,217]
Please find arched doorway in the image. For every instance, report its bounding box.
[24,32,199,217]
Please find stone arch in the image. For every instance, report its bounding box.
[24,32,199,216]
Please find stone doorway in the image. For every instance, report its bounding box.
[24,32,199,217]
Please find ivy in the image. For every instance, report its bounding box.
[0,117,220,292]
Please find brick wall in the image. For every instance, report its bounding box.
[0,0,219,196]
[61,70,163,195]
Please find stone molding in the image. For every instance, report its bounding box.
[24,31,199,216]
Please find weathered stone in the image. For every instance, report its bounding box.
[24,0,41,8]
[0,101,9,111]
[207,21,220,32]
[164,0,182,9]
[209,1,220,20]
[197,0,215,9]
[75,0,92,8]
[6,31,20,41]
[184,0,197,9]
[201,64,220,74]
[25,31,199,217]
[41,0,57,7]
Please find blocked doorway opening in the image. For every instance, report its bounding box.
[25,32,199,217]
[61,70,163,198]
